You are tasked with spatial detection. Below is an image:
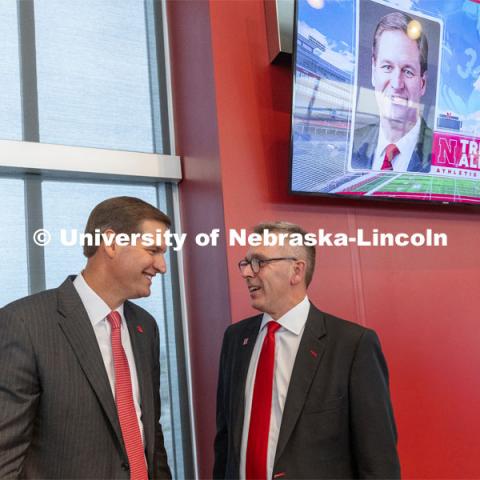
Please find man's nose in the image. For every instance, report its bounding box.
[240,264,255,278]
[390,68,404,90]
[154,254,167,274]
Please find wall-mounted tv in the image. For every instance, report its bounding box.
[290,0,480,205]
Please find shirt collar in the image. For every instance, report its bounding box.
[260,295,310,336]
[395,117,421,154]
[377,117,421,158]
[73,272,125,327]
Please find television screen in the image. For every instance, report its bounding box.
[291,0,480,205]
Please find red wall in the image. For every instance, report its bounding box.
[167,1,231,477]
[170,1,480,478]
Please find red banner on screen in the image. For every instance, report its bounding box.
[431,132,480,177]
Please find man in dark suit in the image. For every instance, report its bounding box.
[0,197,172,479]
[214,222,400,479]
[352,117,433,173]
[351,12,432,173]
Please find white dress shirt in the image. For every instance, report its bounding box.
[73,273,145,444]
[372,117,421,172]
[240,296,310,480]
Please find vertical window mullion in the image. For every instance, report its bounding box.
[17,0,39,142]
[158,183,195,480]
[24,173,46,294]
[145,0,171,155]
[18,0,45,294]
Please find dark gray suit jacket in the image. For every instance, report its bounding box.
[213,304,400,479]
[351,118,433,173]
[0,277,171,479]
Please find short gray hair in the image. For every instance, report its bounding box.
[253,221,316,287]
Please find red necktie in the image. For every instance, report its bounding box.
[107,311,148,480]
[246,321,281,480]
[381,143,400,170]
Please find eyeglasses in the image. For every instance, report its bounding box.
[238,256,297,274]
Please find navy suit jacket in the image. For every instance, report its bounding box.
[213,304,400,479]
[0,277,171,479]
[351,118,433,173]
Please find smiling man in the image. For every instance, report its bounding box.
[0,197,172,479]
[214,222,400,479]
[352,11,433,173]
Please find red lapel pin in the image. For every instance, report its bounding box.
[273,473,286,478]
[137,325,144,333]
[310,349,318,358]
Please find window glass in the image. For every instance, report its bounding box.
[0,2,22,140]
[35,0,155,152]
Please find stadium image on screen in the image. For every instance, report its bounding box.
[291,0,480,205]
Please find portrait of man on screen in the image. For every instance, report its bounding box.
[350,3,441,174]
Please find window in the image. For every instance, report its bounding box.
[0,1,22,140]
[34,0,156,151]
[0,1,192,478]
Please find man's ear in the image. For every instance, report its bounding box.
[371,56,376,88]
[420,71,427,96]
[291,260,307,286]
[101,228,117,259]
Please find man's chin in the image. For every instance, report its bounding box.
[142,287,152,298]
[250,299,264,312]
[382,104,418,123]
[129,287,151,300]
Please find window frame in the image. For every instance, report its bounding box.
[0,0,196,478]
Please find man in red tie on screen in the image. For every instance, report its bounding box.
[213,222,400,479]
[351,11,433,173]
[0,197,171,479]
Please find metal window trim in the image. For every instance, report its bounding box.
[24,174,46,294]
[17,0,39,142]
[170,183,199,480]
[0,140,182,182]
[161,0,199,477]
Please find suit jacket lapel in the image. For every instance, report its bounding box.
[124,302,155,469]
[352,123,379,170]
[232,316,262,466]
[56,278,125,455]
[408,118,433,173]
[361,141,376,170]
[274,305,327,464]
[366,124,380,169]
[407,149,423,172]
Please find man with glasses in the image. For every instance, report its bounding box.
[213,221,400,479]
